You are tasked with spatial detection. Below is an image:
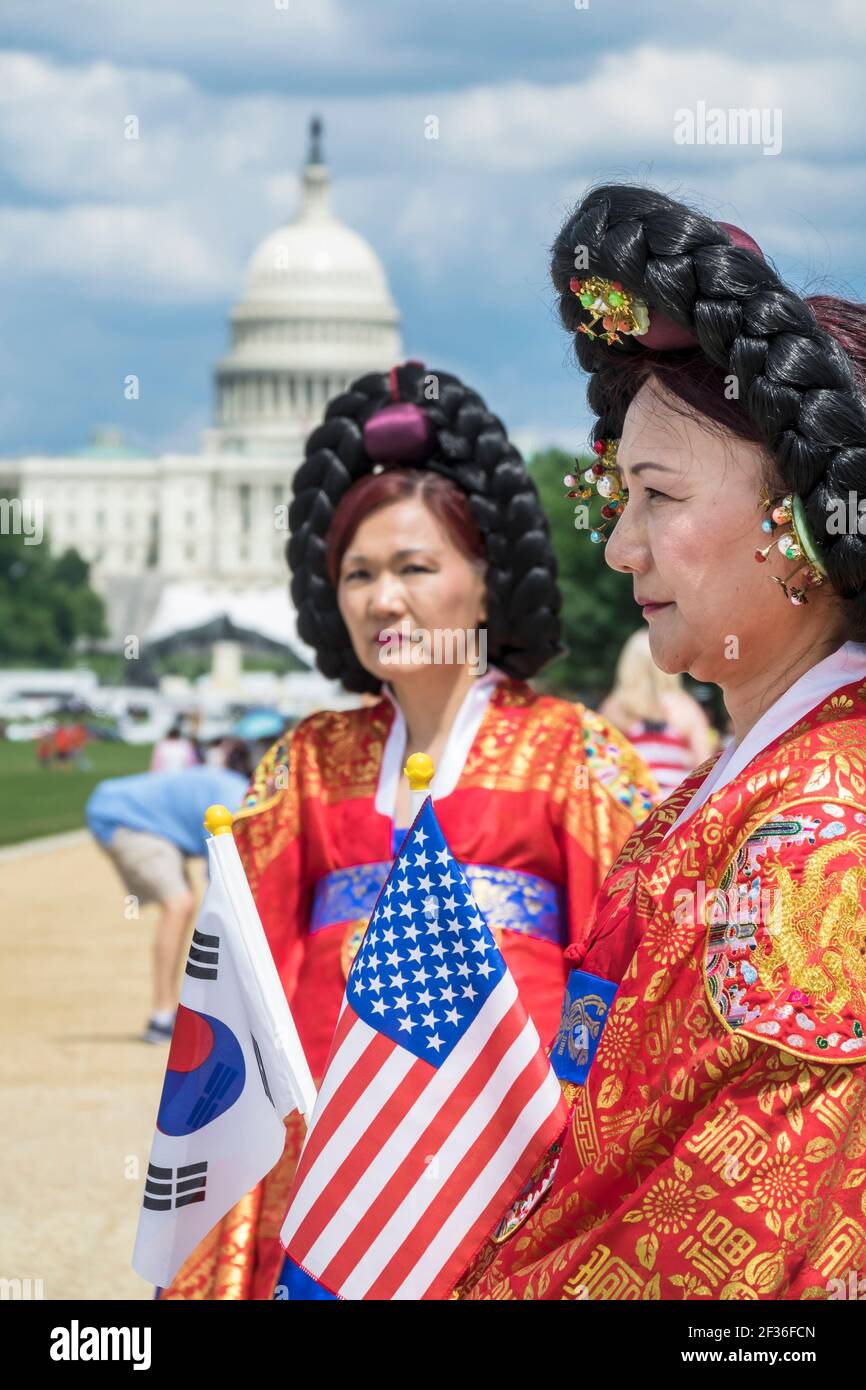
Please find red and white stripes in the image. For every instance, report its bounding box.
[282,973,566,1300]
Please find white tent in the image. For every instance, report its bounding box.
[142,581,356,719]
[143,582,314,667]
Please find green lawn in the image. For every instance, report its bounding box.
[0,739,154,847]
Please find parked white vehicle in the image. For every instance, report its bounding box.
[0,670,99,705]
[4,719,57,742]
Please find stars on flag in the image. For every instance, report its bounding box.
[348,804,505,1064]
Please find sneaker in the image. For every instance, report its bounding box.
[143,1016,175,1045]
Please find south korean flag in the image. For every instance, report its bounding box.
[132,807,316,1290]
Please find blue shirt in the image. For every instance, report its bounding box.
[86,766,249,856]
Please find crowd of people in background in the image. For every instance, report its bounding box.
[36,720,91,770]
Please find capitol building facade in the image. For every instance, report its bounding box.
[3,120,403,652]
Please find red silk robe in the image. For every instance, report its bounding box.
[160,676,654,1299]
[460,675,866,1300]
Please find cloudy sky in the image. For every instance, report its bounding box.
[2,0,865,458]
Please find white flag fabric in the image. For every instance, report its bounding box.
[132,819,316,1289]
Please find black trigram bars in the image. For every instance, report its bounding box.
[251,1033,275,1107]
[186,1062,241,1130]
[185,929,219,981]
[143,1161,208,1211]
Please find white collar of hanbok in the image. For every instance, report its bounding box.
[667,639,866,839]
[375,665,507,823]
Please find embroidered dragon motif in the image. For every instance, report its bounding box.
[760,835,866,1015]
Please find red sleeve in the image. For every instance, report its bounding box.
[559,706,656,954]
[231,725,311,1004]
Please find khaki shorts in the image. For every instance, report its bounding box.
[101,827,191,906]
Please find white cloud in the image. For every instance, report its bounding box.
[0,11,863,456]
[1,0,345,69]
[0,39,864,317]
[0,52,299,202]
[434,46,865,171]
[4,0,866,86]
[0,204,234,300]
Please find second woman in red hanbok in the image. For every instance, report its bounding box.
[160,360,655,1299]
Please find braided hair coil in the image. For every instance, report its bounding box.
[552,184,866,629]
[288,363,563,693]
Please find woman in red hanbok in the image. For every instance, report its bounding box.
[459,185,866,1300]
[160,361,654,1299]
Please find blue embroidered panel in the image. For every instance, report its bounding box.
[462,864,565,945]
[550,968,618,1085]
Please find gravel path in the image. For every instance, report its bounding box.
[2,836,204,1300]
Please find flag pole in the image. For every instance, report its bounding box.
[403,752,435,820]
[204,804,317,1123]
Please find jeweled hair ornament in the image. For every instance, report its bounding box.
[564,218,838,595]
[568,224,765,350]
[564,437,627,544]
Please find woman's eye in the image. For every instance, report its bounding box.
[343,568,369,582]
[402,564,433,574]
[645,487,668,501]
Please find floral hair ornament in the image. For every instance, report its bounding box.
[568,276,650,347]
[569,224,765,351]
[564,437,627,544]
[755,488,829,605]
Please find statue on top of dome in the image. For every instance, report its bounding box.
[307,113,324,166]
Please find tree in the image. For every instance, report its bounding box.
[528,447,641,702]
[0,530,106,665]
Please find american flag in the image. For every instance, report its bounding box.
[279,797,569,1300]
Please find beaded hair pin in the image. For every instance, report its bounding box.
[568,276,650,347]
[564,437,627,544]
[755,489,828,605]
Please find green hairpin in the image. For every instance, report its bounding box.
[791,495,829,579]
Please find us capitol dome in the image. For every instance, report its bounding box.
[209,115,402,457]
[8,117,404,655]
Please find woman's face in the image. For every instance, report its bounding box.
[605,376,841,684]
[336,494,487,682]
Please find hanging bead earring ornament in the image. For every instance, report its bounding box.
[564,437,627,544]
[756,489,828,604]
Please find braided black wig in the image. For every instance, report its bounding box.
[287,361,563,694]
[551,184,866,636]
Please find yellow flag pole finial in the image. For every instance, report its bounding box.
[204,804,234,836]
[404,753,434,821]
[404,752,435,792]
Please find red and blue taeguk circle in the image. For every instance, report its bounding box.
[156,1005,246,1136]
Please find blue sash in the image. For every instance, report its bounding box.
[309,860,566,947]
